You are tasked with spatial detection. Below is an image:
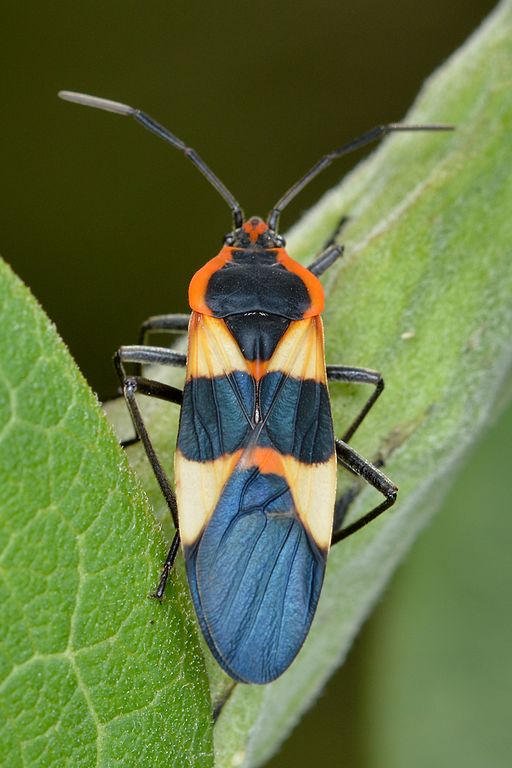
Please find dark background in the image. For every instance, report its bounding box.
[2,2,510,766]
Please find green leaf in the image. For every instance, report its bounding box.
[0,260,213,767]
[365,399,512,768]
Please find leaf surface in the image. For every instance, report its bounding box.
[0,260,213,767]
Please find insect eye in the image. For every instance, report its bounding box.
[224,233,235,245]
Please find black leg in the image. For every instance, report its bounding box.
[103,343,187,405]
[117,344,187,370]
[327,365,384,442]
[332,484,360,533]
[333,454,386,531]
[331,439,397,546]
[131,313,189,378]
[121,374,182,523]
[320,213,350,250]
[117,370,183,598]
[138,313,190,345]
[115,344,187,596]
[150,530,181,600]
[306,215,349,276]
[213,680,238,723]
[307,244,344,277]
[114,345,186,447]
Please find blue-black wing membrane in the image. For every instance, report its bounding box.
[175,312,336,683]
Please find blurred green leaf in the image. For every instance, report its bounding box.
[0,260,213,767]
[364,400,512,768]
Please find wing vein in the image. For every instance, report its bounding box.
[238,518,296,654]
[274,524,305,664]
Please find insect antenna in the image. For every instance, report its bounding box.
[267,122,454,232]
[58,90,244,229]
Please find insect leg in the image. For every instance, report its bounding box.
[118,344,187,369]
[118,374,182,523]
[138,312,190,345]
[150,529,180,600]
[307,243,344,277]
[134,313,189,377]
[307,215,349,276]
[103,342,186,404]
[115,345,186,444]
[115,346,185,596]
[323,214,350,247]
[115,346,183,523]
[327,365,384,442]
[331,439,397,545]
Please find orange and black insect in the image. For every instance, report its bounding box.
[59,90,451,684]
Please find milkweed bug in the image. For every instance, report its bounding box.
[59,90,453,684]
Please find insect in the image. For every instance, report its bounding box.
[59,90,452,684]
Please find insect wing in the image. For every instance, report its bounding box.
[176,313,336,683]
